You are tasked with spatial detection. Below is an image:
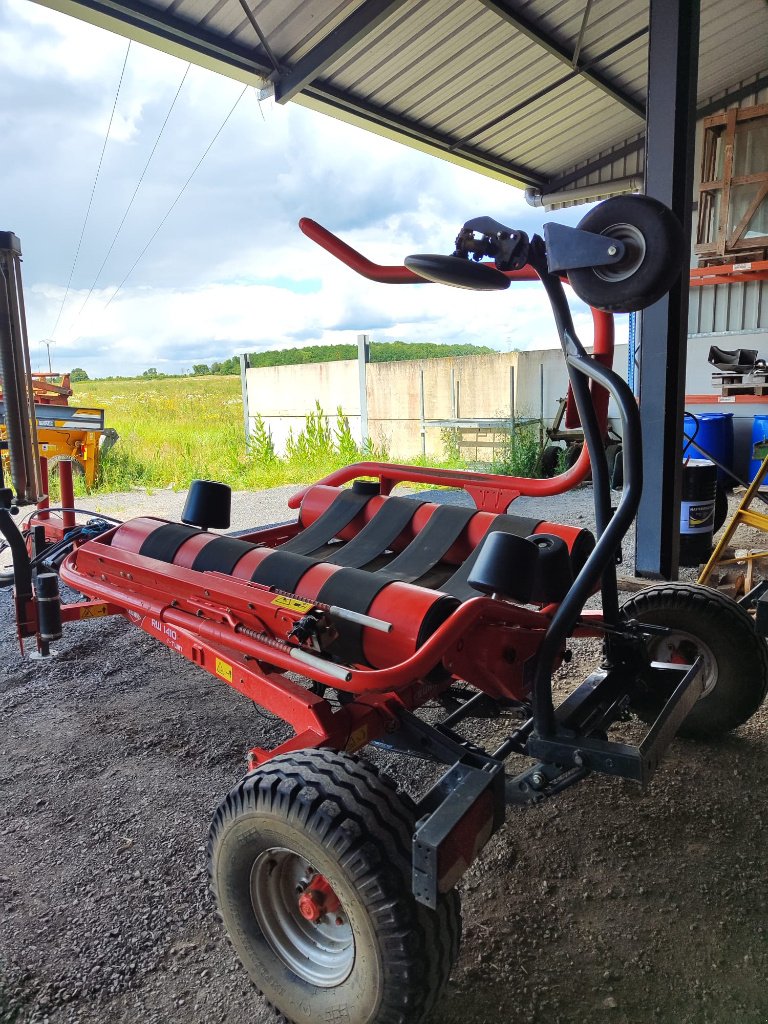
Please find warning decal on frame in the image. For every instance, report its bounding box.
[79,604,109,619]
[215,658,233,682]
[271,595,314,614]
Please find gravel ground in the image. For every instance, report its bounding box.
[1,483,767,1024]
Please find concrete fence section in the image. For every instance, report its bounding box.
[245,342,637,461]
[243,333,755,465]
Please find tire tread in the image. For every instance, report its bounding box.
[208,748,461,1024]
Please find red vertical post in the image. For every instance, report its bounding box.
[38,456,50,522]
[59,458,76,531]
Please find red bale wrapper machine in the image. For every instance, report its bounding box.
[2,199,766,1024]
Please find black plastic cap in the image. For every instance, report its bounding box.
[468,531,539,602]
[182,480,231,530]
[527,534,574,604]
[352,479,380,495]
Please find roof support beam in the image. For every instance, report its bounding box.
[546,137,645,192]
[35,0,273,84]
[634,0,700,579]
[274,0,411,103]
[476,0,645,119]
[301,82,546,188]
[544,73,768,193]
[454,27,647,150]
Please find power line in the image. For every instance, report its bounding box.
[101,84,249,313]
[64,62,192,337]
[50,40,132,338]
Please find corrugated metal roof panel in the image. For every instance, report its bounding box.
[33,0,768,192]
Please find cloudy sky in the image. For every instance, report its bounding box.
[0,0,621,377]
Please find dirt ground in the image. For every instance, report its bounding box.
[1,486,767,1024]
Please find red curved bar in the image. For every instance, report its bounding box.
[299,218,542,285]
[297,217,615,502]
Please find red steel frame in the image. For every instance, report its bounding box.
[14,235,615,771]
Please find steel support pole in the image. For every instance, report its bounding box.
[634,0,700,579]
[239,353,250,443]
[357,333,370,448]
[0,232,42,504]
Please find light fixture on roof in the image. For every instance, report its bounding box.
[525,175,643,209]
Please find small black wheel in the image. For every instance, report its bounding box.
[568,195,685,313]
[538,444,562,477]
[208,748,461,1024]
[564,442,583,469]
[621,583,768,738]
[603,443,621,489]
[609,443,624,489]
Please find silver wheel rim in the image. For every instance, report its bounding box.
[594,223,646,282]
[648,629,718,699]
[250,848,354,987]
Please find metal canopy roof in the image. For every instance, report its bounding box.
[33,0,768,193]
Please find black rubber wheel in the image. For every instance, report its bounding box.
[610,443,624,489]
[603,443,622,489]
[539,444,561,477]
[714,482,729,534]
[564,441,583,469]
[568,195,685,313]
[208,748,461,1024]
[621,583,768,738]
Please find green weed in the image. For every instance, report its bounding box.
[492,422,544,478]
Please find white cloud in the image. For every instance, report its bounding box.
[3,0,620,381]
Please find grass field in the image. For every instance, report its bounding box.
[67,375,543,495]
[72,375,367,493]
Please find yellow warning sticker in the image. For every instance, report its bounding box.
[215,658,233,683]
[79,604,109,620]
[346,726,369,752]
[271,595,314,614]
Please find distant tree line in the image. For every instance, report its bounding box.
[191,341,495,377]
[71,341,497,382]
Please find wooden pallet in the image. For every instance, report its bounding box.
[720,381,768,397]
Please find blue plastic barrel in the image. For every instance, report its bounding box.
[683,412,734,485]
[749,414,768,480]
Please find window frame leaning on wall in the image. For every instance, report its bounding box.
[695,103,768,265]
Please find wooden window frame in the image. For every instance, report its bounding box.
[695,103,768,263]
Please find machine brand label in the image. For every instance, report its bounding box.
[271,595,314,613]
[215,658,233,682]
[681,499,715,534]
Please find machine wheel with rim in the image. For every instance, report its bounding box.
[568,195,685,313]
[207,748,461,1024]
[620,583,768,738]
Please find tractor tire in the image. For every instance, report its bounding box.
[621,583,768,738]
[568,195,685,313]
[208,748,461,1024]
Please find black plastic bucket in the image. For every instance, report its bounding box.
[679,459,717,567]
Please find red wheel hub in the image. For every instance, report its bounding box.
[297,873,342,923]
